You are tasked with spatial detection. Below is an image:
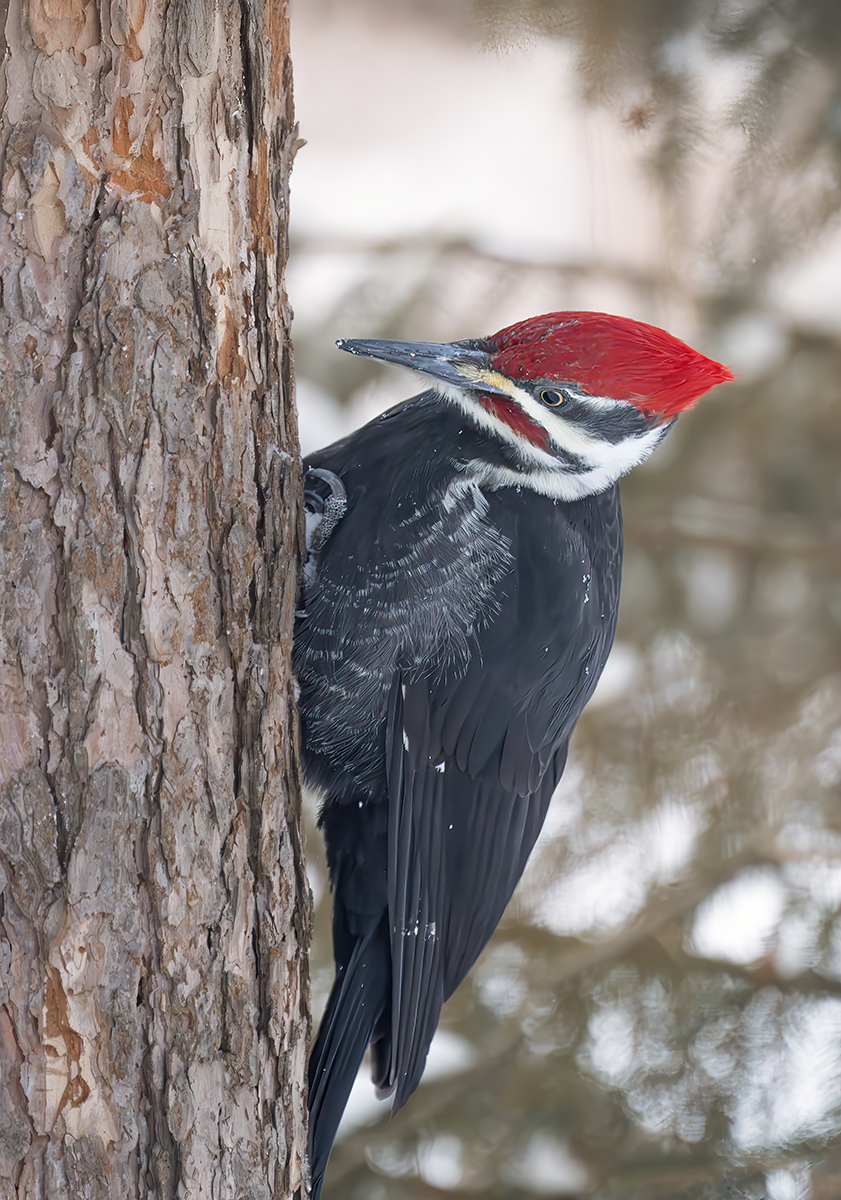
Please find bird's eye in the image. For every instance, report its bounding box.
[540,388,566,407]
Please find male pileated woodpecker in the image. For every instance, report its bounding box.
[295,310,732,1196]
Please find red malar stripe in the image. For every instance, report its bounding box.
[480,395,549,449]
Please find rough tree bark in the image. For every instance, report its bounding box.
[0,0,309,1193]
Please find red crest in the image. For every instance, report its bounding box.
[490,311,733,421]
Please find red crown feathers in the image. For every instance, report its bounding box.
[490,311,733,421]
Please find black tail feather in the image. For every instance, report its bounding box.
[308,920,390,1199]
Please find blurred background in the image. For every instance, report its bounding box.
[288,1,841,1196]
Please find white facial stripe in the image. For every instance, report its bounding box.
[427,377,666,498]
[449,368,642,464]
[441,378,654,464]
[436,382,563,470]
[503,382,642,464]
[457,425,665,500]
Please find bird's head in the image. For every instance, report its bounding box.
[337,311,733,500]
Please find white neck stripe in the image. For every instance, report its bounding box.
[435,383,666,499]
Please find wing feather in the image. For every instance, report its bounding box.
[374,487,621,1107]
[386,678,448,1105]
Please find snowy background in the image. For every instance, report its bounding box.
[289,3,841,1197]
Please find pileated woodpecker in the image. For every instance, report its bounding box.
[295,310,731,1196]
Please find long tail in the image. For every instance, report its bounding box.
[307,920,390,1199]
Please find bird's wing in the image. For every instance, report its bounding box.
[381,489,621,1108]
[383,674,567,1109]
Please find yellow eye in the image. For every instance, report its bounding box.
[541,389,565,407]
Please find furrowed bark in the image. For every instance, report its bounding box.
[0,0,309,1194]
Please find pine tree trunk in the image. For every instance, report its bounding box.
[0,0,309,1193]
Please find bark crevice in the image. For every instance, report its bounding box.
[0,0,308,1192]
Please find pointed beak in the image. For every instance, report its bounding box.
[336,337,511,398]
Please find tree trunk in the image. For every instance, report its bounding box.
[0,0,309,1193]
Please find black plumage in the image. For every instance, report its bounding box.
[295,391,622,1196]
